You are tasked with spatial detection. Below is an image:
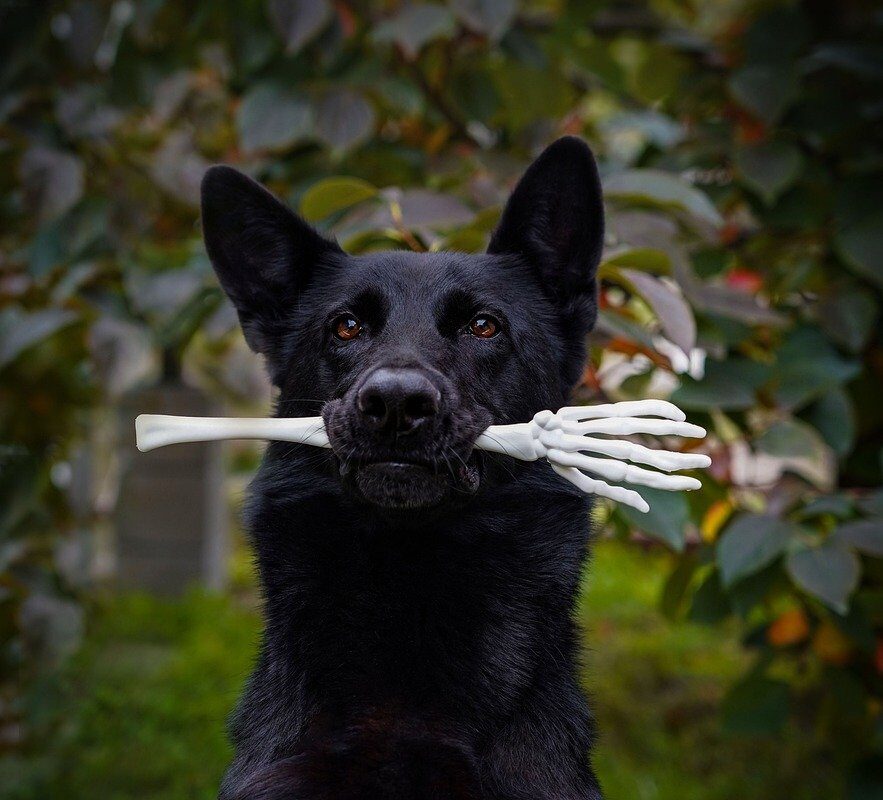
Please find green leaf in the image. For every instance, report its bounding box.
[604,170,723,228]
[816,283,878,353]
[237,83,313,154]
[383,189,474,229]
[0,451,42,537]
[673,258,786,327]
[671,358,770,412]
[735,142,803,205]
[629,45,687,105]
[619,487,689,552]
[451,67,500,123]
[594,308,657,350]
[786,541,860,614]
[808,43,883,79]
[19,146,85,223]
[372,4,455,58]
[755,419,822,459]
[618,268,695,353]
[796,494,855,520]
[600,247,672,277]
[728,564,781,618]
[836,208,883,288]
[267,0,332,54]
[729,63,797,123]
[491,62,576,130]
[771,326,861,410]
[754,418,834,489]
[0,308,79,370]
[743,6,809,64]
[659,555,698,619]
[299,178,378,222]
[834,178,883,288]
[315,89,376,153]
[435,228,487,253]
[717,514,794,587]
[688,570,731,624]
[833,520,883,557]
[857,490,883,517]
[154,287,222,351]
[449,0,516,41]
[722,675,790,734]
[804,387,856,457]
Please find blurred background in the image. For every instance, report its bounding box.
[1,0,882,797]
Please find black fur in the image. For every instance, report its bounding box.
[201,137,606,800]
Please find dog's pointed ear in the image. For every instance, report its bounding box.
[488,137,604,330]
[201,165,343,364]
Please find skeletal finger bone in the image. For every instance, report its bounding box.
[546,449,702,491]
[554,399,686,422]
[550,463,650,513]
[542,431,711,472]
[558,417,706,438]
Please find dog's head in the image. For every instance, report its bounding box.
[201,137,603,511]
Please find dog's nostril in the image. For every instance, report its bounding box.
[358,390,388,424]
[404,392,438,424]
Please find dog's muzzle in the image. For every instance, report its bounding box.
[323,366,482,510]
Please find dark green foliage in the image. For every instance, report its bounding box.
[1,0,882,791]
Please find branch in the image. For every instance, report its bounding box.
[395,49,482,147]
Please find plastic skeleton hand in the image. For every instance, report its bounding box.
[474,400,710,513]
[136,400,709,513]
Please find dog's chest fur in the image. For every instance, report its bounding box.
[219,456,601,799]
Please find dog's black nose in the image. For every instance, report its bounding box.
[357,368,441,435]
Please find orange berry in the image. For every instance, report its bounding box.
[812,622,853,666]
[726,268,764,294]
[767,608,810,647]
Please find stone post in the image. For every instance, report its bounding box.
[115,381,228,594]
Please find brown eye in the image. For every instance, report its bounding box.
[468,315,499,339]
[333,315,362,341]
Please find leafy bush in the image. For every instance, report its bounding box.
[1,0,882,791]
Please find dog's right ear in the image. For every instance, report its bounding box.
[200,166,343,366]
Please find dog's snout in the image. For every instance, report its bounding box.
[357,368,441,435]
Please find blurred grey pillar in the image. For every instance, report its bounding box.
[115,382,228,594]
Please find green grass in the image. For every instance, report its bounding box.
[584,543,842,800]
[3,593,260,800]
[3,541,843,799]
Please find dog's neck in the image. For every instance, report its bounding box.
[245,447,591,714]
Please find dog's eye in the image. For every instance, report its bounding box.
[467,315,500,339]
[332,315,362,341]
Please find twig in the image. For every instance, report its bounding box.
[395,49,481,147]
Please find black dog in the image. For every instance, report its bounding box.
[201,137,605,800]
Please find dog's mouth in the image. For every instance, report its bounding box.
[336,452,481,510]
[321,388,489,510]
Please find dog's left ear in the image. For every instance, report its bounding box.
[488,137,604,332]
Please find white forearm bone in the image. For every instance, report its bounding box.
[135,414,330,451]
